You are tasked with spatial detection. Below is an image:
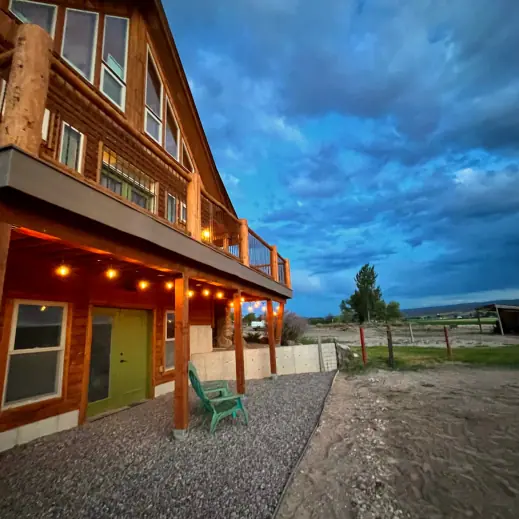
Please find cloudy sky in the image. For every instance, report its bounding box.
[165,0,519,316]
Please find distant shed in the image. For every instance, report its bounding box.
[476,304,519,336]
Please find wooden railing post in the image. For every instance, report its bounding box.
[267,299,277,378]
[0,24,52,155]
[234,291,245,394]
[173,274,190,440]
[284,258,292,289]
[187,172,201,241]
[271,245,279,282]
[239,219,249,266]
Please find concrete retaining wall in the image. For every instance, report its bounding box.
[191,343,337,381]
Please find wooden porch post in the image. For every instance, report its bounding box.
[0,224,10,307]
[187,172,201,241]
[0,24,52,154]
[271,245,279,282]
[267,299,277,378]
[173,274,190,440]
[275,302,285,345]
[239,219,249,266]
[234,291,245,394]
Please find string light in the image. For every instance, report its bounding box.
[165,281,174,290]
[105,268,118,280]
[229,302,234,308]
[203,289,210,297]
[188,290,194,298]
[240,297,245,303]
[55,264,70,277]
[254,302,260,308]
[248,306,253,313]
[216,291,224,299]
[273,311,278,316]
[40,305,47,312]
[202,229,211,240]
[138,280,149,290]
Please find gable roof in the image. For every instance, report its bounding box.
[141,0,236,216]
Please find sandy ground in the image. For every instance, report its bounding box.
[305,324,519,348]
[277,367,519,519]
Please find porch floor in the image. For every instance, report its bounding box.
[0,373,334,519]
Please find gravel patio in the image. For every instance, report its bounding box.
[0,372,334,519]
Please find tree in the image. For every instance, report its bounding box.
[341,264,383,323]
[386,301,402,322]
[372,299,387,322]
[243,313,256,326]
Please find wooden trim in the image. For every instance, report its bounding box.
[53,5,66,54]
[0,223,10,307]
[0,299,14,409]
[233,291,245,394]
[94,13,105,88]
[173,274,189,430]
[96,140,103,183]
[150,307,157,393]
[275,302,284,345]
[78,304,92,425]
[271,245,279,283]
[61,301,73,400]
[267,299,276,375]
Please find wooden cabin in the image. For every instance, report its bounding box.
[0,0,292,451]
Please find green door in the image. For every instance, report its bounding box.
[87,308,150,417]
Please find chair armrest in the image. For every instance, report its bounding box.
[210,394,244,403]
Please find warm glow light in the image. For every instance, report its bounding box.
[202,229,211,240]
[254,302,260,308]
[273,311,278,316]
[165,281,174,290]
[105,268,118,280]
[216,291,224,299]
[262,306,267,312]
[230,302,234,308]
[188,290,194,298]
[138,280,149,290]
[248,306,253,313]
[56,264,70,277]
[240,297,245,303]
[203,289,210,297]
[40,306,47,312]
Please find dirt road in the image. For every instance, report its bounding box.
[277,367,519,519]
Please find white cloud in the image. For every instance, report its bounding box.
[291,269,322,294]
[222,173,240,188]
[260,115,306,146]
[404,288,519,309]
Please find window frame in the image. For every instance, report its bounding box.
[144,47,163,144]
[61,7,99,83]
[165,192,177,224]
[59,122,85,174]
[181,140,193,173]
[164,310,175,371]
[2,300,68,410]
[180,202,187,224]
[164,98,180,160]
[100,14,129,111]
[9,0,58,38]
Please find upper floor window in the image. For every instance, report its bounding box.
[181,141,193,172]
[9,0,56,36]
[62,9,98,82]
[101,15,129,110]
[165,102,179,158]
[145,51,163,144]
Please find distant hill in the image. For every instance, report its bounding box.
[402,299,519,317]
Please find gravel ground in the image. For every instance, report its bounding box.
[277,366,519,519]
[0,372,334,519]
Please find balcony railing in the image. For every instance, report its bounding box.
[0,28,291,289]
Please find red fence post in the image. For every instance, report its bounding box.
[444,326,452,360]
[359,326,367,366]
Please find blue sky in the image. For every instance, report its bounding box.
[165,0,519,316]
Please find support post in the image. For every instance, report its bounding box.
[234,291,245,394]
[267,299,277,378]
[284,258,292,289]
[359,326,367,367]
[0,24,53,154]
[444,326,452,360]
[496,306,505,336]
[271,245,279,282]
[187,172,201,241]
[408,322,415,343]
[239,219,249,266]
[173,275,190,440]
[386,325,394,368]
[275,302,284,345]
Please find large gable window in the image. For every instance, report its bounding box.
[101,15,129,109]
[62,9,98,82]
[145,51,163,144]
[2,301,67,408]
[10,0,56,36]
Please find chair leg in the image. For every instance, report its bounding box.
[210,413,220,434]
[239,400,249,425]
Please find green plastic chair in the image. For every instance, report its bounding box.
[188,361,230,398]
[188,362,249,434]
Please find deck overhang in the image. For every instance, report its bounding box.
[0,146,292,300]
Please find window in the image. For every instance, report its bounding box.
[181,141,193,172]
[180,202,187,224]
[59,123,84,172]
[164,311,175,370]
[61,9,98,81]
[2,301,67,408]
[166,193,177,223]
[101,16,129,109]
[165,103,179,158]
[145,51,163,143]
[101,147,157,212]
[10,0,56,36]
[41,108,50,142]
